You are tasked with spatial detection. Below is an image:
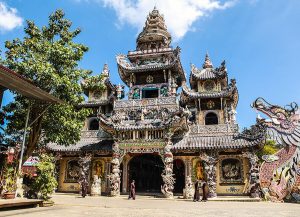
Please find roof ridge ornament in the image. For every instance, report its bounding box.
[203,52,213,69]
[102,63,110,77]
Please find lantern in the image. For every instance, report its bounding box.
[7,147,15,164]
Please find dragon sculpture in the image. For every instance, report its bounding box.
[252,97,300,202]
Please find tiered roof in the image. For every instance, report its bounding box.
[189,54,227,88]
[181,80,237,99]
[136,6,171,50]
[79,64,121,107]
[181,54,239,108]
[116,8,186,86]
[172,124,264,151]
[116,47,186,86]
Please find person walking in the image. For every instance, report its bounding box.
[193,180,200,202]
[201,181,208,202]
[128,180,136,200]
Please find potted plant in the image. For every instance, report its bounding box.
[2,164,17,199]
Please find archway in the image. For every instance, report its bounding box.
[205,112,218,125]
[173,159,185,193]
[128,154,164,193]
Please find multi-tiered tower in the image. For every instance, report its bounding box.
[99,8,190,197]
[181,53,238,126]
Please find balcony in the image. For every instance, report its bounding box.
[189,124,239,136]
[114,96,177,110]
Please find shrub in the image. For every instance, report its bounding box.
[32,154,57,201]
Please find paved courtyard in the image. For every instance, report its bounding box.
[0,194,300,217]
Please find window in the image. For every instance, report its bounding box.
[89,118,99,130]
[205,112,218,125]
[142,88,159,98]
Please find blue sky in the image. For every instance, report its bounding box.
[0,0,299,129]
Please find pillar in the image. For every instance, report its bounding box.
[242,152,260,198]
[122,157,128,193]
[108,141,121,196]
[161,140,175,198]
[78,154,92,197]
[183,158,194,199]
[200,151,218,198]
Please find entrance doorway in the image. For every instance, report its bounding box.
[173,159,185,193]
[128,154,164,192]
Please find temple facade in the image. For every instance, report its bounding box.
[48,8,263,198]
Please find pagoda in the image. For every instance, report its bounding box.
[48,8,264,199]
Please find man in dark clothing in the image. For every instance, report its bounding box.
[201,181,208,201]
[128,180,136,200]
[193,180,200,202]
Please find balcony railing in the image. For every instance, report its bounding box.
[189,124,239,135]
[81,130,99,138]
[114,96,177,109]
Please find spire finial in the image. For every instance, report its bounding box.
[102,63,109,76]
[203,52,213,69]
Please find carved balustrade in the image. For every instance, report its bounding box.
[81,130,99,139]
[189,124,239,136]
[114,96,177,110]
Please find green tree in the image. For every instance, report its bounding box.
[1,10,91,161]
[257,140,280,162]
[32,154,57,200]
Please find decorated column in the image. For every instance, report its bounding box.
[183,159,194,199]
[108,141,121,196]
[78,154,92,198]
[161,140,175,198]
[200,151,218,198]
[242,151,260,198]
[54,153,62,185]
[122,157,129,193]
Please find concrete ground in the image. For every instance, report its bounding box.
[0,194,299,217]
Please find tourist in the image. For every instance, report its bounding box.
[201,181,208,202]
[128,180,136,200]
[193,180,200,202]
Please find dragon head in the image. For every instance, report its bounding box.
[252,97,298,133]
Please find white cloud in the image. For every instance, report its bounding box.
[99,0,237,41]
[0,2,23,32]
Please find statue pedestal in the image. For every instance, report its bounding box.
[90,188,101,196]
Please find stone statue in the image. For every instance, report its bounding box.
[90,175,101,196]
[132,88,140,99]
[15,177,24,198]
[228,105,237,124]
[160,86,168,97]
